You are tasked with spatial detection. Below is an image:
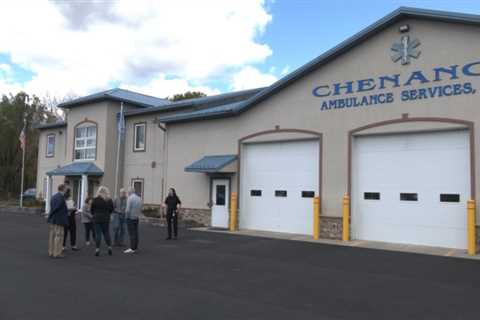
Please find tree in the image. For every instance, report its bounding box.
[169,91,206,101]
[41,93,78,120]
[0,92,60,199]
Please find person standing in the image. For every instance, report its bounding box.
[91,186,114,256]
[47,184,68,258]
[163,188,181,240]
[112,188,127,246]
[124,187,142,254]
[81,197,95,246]
[63,189,79,251]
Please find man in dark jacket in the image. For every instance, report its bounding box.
[48,184,69,258]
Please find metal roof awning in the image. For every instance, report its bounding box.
[185,155,238,173]
[47,162,104,177]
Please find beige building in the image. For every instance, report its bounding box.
[36,7,480,249]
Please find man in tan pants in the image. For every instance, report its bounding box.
[47,184,68,258]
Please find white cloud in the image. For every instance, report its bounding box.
[0,64,12,75]
[280,65,291,76]
[124,74,221,98]
[231,66,277,91]
[0,0,273,98]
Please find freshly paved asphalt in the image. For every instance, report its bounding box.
[1,212,480,320]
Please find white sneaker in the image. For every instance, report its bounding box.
[124,248,134,253]
[86,241,90,246]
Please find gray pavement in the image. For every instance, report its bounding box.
[1,212,480,320]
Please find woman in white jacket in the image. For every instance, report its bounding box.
[81,197,95,246]
[63,189,79,251]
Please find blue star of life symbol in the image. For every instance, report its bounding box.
[391,35,421,65]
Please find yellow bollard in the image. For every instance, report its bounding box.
[229,192,238,231]
[467,199,476,256]
[342,194,350,241]
[313,196,320,240]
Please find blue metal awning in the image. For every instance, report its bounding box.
[47,162,104,176]
[185,155,237,173]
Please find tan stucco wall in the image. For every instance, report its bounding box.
[164,18,480,219]
[123,115,166,204]
[36,127,67,198]
[36,100,131,198]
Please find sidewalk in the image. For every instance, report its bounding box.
[193,227,480,261]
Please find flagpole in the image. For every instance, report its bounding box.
[114,102,124,198]
[20,117,26,208]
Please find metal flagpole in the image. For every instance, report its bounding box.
[19,117,26,208]
[114,102,125,198]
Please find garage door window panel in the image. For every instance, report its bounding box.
[364,192,380,200]
[440,193,460,203]
[301,191,315,198]
[250,190,262,197]
[275,190,287,197]
[400,193,418,201]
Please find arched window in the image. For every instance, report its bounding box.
[74,122,97,161]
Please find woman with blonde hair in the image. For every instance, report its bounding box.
[90,186,114,256]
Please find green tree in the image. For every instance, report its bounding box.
[169,91,207,101]
[0,92,58,199]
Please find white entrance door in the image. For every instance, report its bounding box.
[211,179,230,228]
[352,130,470,249]
[72,178,82,209]
[240,140,319,235]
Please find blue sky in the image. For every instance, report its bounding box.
[256,0,480,84]
[0,1,479,98]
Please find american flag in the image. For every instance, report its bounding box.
[19,124,26,151]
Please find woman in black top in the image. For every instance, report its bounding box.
[91,186,114,256]
[164,188,181,240]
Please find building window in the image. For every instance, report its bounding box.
[46,134,55,157]
[440,194,460,203]
[400,193,418,201]
[134,123,146,152]
[215,185,226,206]
[132,179,144,199]
[301,191,315,198]
[74,125,96,160]
[250,190,262,197]
[275,190,287,197]
[364,192,380,200]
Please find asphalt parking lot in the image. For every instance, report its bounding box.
[1,212,480,320]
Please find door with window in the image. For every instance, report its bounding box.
[211,179,229,228]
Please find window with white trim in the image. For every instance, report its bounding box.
[132,179,144,198]
[74,125,97,160]
[46,134,55,157]
[134,123,146,151]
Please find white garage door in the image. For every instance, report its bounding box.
[240,140,319,235]
[352,130,470,249]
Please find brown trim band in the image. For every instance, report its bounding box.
[237,128,323,231]
[347,116,476,200]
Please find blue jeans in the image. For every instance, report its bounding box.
[126,219,139,250]
[112,214,125,245]
[94,222,111,249]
